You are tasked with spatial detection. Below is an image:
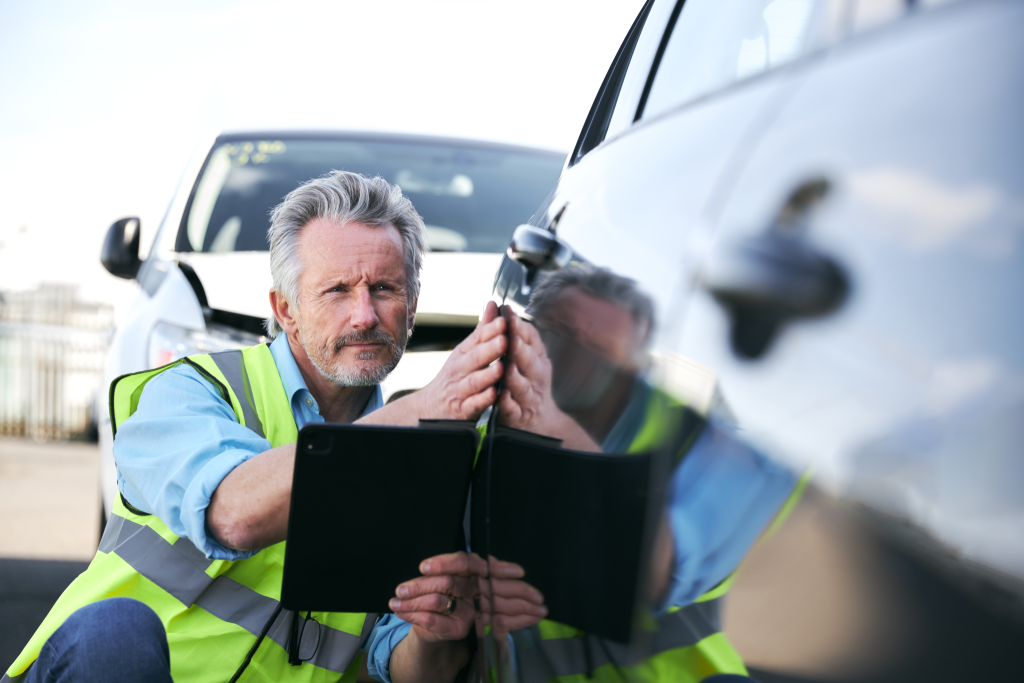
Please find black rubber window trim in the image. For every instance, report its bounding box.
[569,0,656,167]
[634,0,686,122]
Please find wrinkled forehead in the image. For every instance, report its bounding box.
[298,219,406,284]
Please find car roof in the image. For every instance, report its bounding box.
[214,130,567,160]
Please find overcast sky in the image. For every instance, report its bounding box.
[0,0,644,314]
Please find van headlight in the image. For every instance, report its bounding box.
[149,321,266,368]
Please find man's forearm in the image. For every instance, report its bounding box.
[388,631,470,683]
[207,443,296,551]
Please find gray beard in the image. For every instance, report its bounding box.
[304,328,406,388]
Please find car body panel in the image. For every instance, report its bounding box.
[675,0,1024,576]
[479,0,1024,669]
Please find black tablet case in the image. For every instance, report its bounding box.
[474,435,653,643]
[282,424,476,613]
[282,423,654,643]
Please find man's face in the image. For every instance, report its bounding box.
[536,286,648,411]
[289,218,415,387]
[540,286,645,368]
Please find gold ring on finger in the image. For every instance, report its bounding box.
[445,598,456,614]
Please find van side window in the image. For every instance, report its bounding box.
[639,0,825,122]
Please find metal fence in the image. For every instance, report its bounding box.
[0,284,113,440]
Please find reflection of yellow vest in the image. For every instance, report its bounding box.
[514,394,806,682]
[6,345,372,683]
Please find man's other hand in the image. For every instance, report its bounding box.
[498,309,600,452]
[476,555,548,639]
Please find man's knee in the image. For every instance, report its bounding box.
[30,598,170,683]
[62,597,166,645]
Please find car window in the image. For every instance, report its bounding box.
[176,138,564,254]
[639,0,826,122]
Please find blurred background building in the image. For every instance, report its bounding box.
[0,284,111,441]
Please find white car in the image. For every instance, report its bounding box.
[98,130,564,516]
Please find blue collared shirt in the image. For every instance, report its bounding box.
[113,334,407,682]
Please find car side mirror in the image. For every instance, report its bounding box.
[506,224,572,295]
[101,217,142,279]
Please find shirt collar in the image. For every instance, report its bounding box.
[269,334,383,419]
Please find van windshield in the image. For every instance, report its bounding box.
[176,136,564,254]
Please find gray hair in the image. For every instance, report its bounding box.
[265,171,426,337]
[527,263,655,343]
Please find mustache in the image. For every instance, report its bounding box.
[329,329,400,355]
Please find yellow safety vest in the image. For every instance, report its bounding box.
[5,345,373,683]
[512,392,807,682]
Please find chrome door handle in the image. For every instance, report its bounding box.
[698,179,849,359]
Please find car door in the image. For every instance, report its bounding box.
[675,0,1024,604]
[477,0,845,678]
[519,0,818,357]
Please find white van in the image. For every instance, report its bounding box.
[98,130,564,516]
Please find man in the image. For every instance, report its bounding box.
[496,263,801,682]
[5,172,545,683]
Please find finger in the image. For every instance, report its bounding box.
[508,327,547,376]
[479,300,499,327]
[502,358,532,396]
[485,594,549,618]
[461,314,506,352]
[465,356,505,391]
[458,386,498,421]
[395,575,477,600]
[489,577,543,603]
[389,592,458,613]
[488,557,527,579]
[461,332,507,372]
[420,551,488,577]
[496,388,523,424]
[520,319,547,355]
[455,362,503,403]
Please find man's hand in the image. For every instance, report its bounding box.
[360,301,507,427]
[415,301,507,421]
[498,310,601,452]
[386,552,481,683]
[389,552,548,653]
[389,552,481,642]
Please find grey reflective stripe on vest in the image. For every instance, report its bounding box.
[196,576,379,673]
[2,672,25,683]
[98,514,373,672]
[97,511,214,605]
[513,598,722,679]
[208,349,266,439]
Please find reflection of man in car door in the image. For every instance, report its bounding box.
[498,263,800,682]
[7,172,543,683]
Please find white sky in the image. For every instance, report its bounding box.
[0,0,644,315]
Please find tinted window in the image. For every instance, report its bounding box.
[176,138,564,254]
[641,0,822,121]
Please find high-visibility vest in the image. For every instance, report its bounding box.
[510,392,806,682]
[4,345,375,683]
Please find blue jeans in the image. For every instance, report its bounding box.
[24,598,172,683]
